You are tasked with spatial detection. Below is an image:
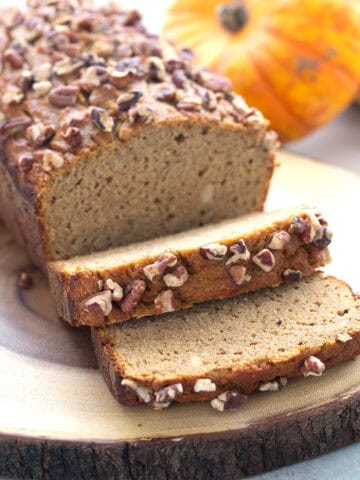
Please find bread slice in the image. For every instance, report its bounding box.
[92,275,360,410]
[48,206,331,326]
[0,1,276,271]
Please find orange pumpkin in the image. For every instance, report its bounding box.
[163,0,360,141]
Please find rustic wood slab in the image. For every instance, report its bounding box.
[0,152,359,480]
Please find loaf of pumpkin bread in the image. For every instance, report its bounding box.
[48,206,332,326]
[0,0,277,270]
[92,275,360,410]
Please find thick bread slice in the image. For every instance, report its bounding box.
[0,1,276,271]
[92,275,360,409]
[48,206,332,326]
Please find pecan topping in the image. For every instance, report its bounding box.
[143,252,177,281]
[196,70,232,93]
[18,152,34,172]
[84,290,112,316]
[27,123,55,146]
[194,378,216,393]
[103,278,123,302]
[226,239,250,265]
[79,66,109,89]
[172,70,189,88]
[40,149,64,172]
[176,95,202,111]
[259,377,287,392]
[268,231,291,250]
[301,356,325,377]
[121,279,146,314]
[33,62,52,82]
[290,214,321,244]
[200,243,228,260]
[202,90,217,111]
[121,379,152,403]
[282,269,302,282]
[211,390,247,411]
[0,116,31,135]
[228,265,251,285]
[154,289,180,313]
[336,333,352,343]
[155,84,177,103]
[33,81,52,97]
[17,271,33,289]
[153,383,183,409]
[4,49,24,69]
[163,265,189,288]
[147,56,166,81]
[49,85,79,107]
[128,104,155,124]
[53,58,83,76]
[117,91,143,112]
[61,127,82,147]
[109,69,135,89]
[312,228,333,249]
[252,249,275,272]
[2,88,24,105]
[90,107,114,132]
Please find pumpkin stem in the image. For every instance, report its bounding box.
[218,2,249,33]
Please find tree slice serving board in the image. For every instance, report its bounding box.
[0,152,359,480]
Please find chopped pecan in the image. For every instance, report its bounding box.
[121,280,146,314]
[282,269,302,282]
[79,65,109,89]
[252,249,275,272]
[202,90,217,111]
[121,379,152,403]
[109,69,134,89]
[200,243,228,260]
[196,70,232,93]
[53,58,83,76]
[301,356,325,377]
[143,252,177,281]
[2,88,24,105]
[154,83,177,103]
[228,265,251,285]
[49,85,79,107]
[61,127,82,147]
[4,49,24,69]
[39,149,64,172]
[33,80,52,97]
[172,70,189,88]
[268,231,291,250]
[226,239,250,265]
[1,116,31,136]
[27,123,55,146]
[103,278,123,302]
[194,378,216,393]
[259,377,287,392]
[128,104,155,124]
[154,289,180,313]
[290,214,321,244]
[211,390,247,411]
[312,228,333,249]
[90,107,114,132]
[163,265,188,288]
[176,95,202,111]
[18,152,34,172]
[84,290,112,316]
[33,62,52,82]
[147,56,166,81]
[153,383,183,409]
[117,91,143,112]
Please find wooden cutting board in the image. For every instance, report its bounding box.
[0,152,359,480]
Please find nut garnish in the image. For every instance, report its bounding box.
[143,252,177,281]
[53,58,83,76]
[33,81,52,97]
[226,240,250,265]
[33,62,52,82]
[41,150,64,172]
[90,107,114,132]
[268,231,291,250]
[155,84,177,103]
[196,70,232,93]
[17,271,33,289]
[336,333,352,343]
[252,249,275,272]
[61,127,82,147]
[200,243,228,260]
[202,90,217,111]
[2,88,24,105]
[117,91,143,111]
[121,280,146,314]
[27,123,55,146]
[49,85,79,107]
[153,383,183,409]
[4,49,24,69]
[259,377,287,392]
[1,116,31,136]
[84,290,112,316]
[18,152,34,172]
[103,278,124,302]
[176,95,202,111]
[163,265,189,288]
[147,56,166,81]
[301,356,325,377]
[282,269,302,282]
[211,390,247,411]
[228,265,251,285]
[154,289,180,313]
[128,104,155,124]
[312,228,333,249]
[121,379,152,403]
[290,214,321,244]
[194,378,216,393]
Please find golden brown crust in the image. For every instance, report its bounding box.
[91,275,360,408]
[48,209,331,326]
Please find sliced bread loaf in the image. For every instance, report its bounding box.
[92,275,360,410]
[0,1,276,270]
[48,206,332,326]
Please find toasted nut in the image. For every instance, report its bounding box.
[17,271,33,289]
[259,377,287,391]
[252,249,275,272]
[49,85,79,107]
[147,56,166,81]
[154,289,180,313]
[228,265,251,285]
[211,390,247,411]
[1,116,31,135]
[176,95,202,111]
[103,278,123,302]
[290,214,321,244]
[2,88,23,105]
[163,265,188,288]
[84,290,112,316]
[202,90,217,111]
[61,127,82,147]
[268,231,291,250]
[121,379,152,403]
[80,66,109,89]
[171,70,189,88]
[110,69,135,88]
[53,58,82,76]
[312,228,333,249]
[4,49,23,69]
[153,383,183,409]
[200,243,228,260]
[301,356,325,377]
[143,252,177,281]
[41,150,64,172]
[117,91,143,112]
[282,269,302,282]
[18,152,34,172]
[194,378,216,393]
[155,83,177,103]
[90,107,114,132]
[121,280,146,314]
[226,239,250,265]
[336,333,352,343]
[128,104,155,124]
[33,62,52,82]
[27,123,55,146]
[196,70,232,93]
[33,80,52,97]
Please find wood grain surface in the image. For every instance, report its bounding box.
[0,152,359,480]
